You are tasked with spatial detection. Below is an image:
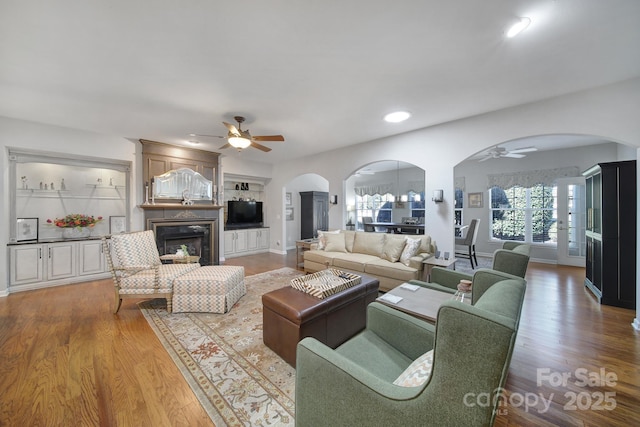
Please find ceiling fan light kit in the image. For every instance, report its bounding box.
[191,115,285,152]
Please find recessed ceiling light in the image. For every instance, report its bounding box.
[384,111,411,123]
[506,17,531,38]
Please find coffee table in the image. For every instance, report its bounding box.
[376,283,470,323]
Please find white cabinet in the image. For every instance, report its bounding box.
[46,242,76,281]
[224,228,269,258]
[9,240,109,292]
[251,228,269,250]
[10,245,44,285]
[78,240,106,276]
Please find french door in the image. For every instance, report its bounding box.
[556,177,586,267]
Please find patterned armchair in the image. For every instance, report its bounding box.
[103,230,200,313]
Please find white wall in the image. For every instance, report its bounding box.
[266,78,640,260]
[283,174,329,250]
[454,142,631,261]
[0,116,139,296]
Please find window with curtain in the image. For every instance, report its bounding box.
[355,193,394,229]
[490,184,557,244]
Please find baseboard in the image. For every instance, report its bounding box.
[633,318,640,331]
[270,248,287,255]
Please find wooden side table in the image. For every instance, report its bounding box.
[422,256,457,281]
[295,239,318,269]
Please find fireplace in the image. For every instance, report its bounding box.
[150,219,216,266]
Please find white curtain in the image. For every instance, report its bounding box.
[354,183,394,196]
[487,166,580,189]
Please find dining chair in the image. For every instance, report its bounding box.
[362,216,375,232]
[455,218,480,268]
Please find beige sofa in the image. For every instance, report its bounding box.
[303,230,436,292]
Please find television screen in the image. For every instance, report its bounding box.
[227,201,263,228]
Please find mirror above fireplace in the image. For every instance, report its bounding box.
[153,168,213,201]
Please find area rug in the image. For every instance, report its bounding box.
[454,255,492,275]
[139,267,304,426]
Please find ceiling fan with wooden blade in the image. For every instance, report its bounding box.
[191,116,285,152]
[478,146,537,162]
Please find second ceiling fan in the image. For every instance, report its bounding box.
[478,146,537,162]
[192,116,285,152]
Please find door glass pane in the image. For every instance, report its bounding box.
[567,184,587,257]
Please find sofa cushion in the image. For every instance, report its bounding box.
[353,232,386,257]
[341,230,356,253]
[333,253,380,272]
[324,232,347,252]
[364,258,418,282]
[382,235,407,263]
[393,350,434,387]
[317,230,340,250]
[400,238,421,266]
[418,235,434,256]
[305,250,338,266]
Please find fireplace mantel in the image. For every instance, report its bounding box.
[140,203,222,210]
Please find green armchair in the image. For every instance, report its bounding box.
[409,268,525,304]
[295,277,527,426]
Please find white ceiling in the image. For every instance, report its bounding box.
[1,1,639,164]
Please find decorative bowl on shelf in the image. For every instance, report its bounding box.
[62,227,92,239]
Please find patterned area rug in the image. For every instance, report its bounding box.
[139,267,304,426]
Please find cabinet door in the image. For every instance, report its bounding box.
[10,245,44,285]
[258,228,269,249]
[78,240,105,276]
[234,230,248,253]
[47,242,76,280]
[247,229,259,251]
[224,231,236,255]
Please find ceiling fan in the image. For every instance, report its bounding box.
[354,168,375,177]
[191,116,285,152]
[478,146,537,162]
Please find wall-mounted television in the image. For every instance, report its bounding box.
[226,201,264,229]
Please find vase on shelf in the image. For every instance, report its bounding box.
[61,227,91,239]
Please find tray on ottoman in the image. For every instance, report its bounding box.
[290,268,361,299]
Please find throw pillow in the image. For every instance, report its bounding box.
[324,232,347,252]
[400,237,421,266]
[382,235,407,263]
[317,230,340,250]
[393,350,434,387]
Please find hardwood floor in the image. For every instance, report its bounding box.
[0,252,638,426]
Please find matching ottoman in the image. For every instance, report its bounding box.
[172,266,246,313]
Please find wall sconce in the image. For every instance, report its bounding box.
[330,195,338,205]
[432,190,444,203]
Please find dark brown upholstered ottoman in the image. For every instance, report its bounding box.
[262,274,379,367]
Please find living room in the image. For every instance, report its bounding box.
[1,1,640,425]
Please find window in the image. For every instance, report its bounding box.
[490,184,557,244]
[454,188,464,236]
[408,191,425,221]
[355,193,394,229]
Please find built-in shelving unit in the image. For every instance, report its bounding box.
[7,148,131,292]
